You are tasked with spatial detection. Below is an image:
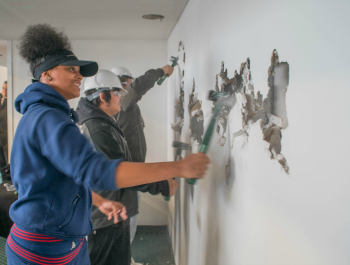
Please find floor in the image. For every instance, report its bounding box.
[0,236,6,265]
[131,226,175,265]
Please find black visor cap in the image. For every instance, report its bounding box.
[60,60,98,78]
[34,50,98,80]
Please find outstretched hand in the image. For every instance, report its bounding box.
[167,179,178,196]
[162,65,174,76]
[98,200,128,224]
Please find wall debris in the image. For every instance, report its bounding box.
[217,50,289,173]
[214,62,237,146]
[171,41,186,135]
[188,79,204,144]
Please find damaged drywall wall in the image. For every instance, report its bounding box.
[221,49,290,173]
[188,79,204,144]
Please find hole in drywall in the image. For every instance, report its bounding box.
[183,52,186,63]
[182,70,185,77]
[214,62,237,146]
[178,41,185,52]
[188,79,204,144]
[142,14,164,21]
[216,50,289,173]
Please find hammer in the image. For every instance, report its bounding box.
[164,141,190,201]
[186,90,235,185]
[157,56,179,85]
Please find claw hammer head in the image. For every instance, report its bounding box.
[170,56,179,67]
[172,141,190,150]
[208,90,236,108]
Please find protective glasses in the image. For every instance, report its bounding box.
[111,90,122,98]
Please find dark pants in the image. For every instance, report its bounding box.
[88,221,131,265]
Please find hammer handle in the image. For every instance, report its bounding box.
[157,74,168,85]
[186,104,223,185]
[157,60,178,85]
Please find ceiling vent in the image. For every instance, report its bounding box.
[142,14,164,21]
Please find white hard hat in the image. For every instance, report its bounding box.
[111,66,133,79]
[84,69,128,101]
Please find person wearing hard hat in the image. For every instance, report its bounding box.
[111,65,175,250]
[76,69,178,265]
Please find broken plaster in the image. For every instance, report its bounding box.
[216,50,289,173]
[214,62,238,146]
[171,42,186,135]
[188,79,204,144]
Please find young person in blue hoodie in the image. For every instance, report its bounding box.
[6,24,209,265]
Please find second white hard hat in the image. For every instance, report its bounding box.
[84,69,128,101]
[111,66,133,79]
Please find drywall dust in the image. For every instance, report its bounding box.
[188,79,204,144]
[171,119,184,133]
[221,50,289,173]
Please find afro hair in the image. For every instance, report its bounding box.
[19,23,72,77]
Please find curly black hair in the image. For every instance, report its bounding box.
[19,23,72,77]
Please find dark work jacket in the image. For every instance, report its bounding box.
[0,95,7,148]
[115,68,164,162]
[77,97,169,230]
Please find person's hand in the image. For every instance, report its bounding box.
[98,200,128,224]
[167,179,178,196]
[162,65,174,76]
[178,153,210,179]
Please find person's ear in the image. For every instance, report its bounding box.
[99,92,105,103]
[41,71,52,82]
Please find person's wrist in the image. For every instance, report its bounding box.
[175,160,186,178]
[95,197,106,208]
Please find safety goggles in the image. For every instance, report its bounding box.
[111,90,122,98]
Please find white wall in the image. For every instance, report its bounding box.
[0,66,6,85]
[166,0,350,264]
[9,39,169,225]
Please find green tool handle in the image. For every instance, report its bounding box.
[164,148,182,201]
[157,60,178,85]
[157,74,168,85]
[186,105,222,185]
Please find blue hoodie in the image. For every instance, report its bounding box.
[10,82,121,241]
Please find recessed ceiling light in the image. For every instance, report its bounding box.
[142,14,164,22]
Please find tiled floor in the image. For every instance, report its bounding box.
[0,236,6,265]
[131,226,175,265]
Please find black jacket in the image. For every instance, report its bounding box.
[0,94,7,149]
[76,97,169,230]
[115,68,164,162]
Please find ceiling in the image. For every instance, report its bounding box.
[0,0,189,40]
